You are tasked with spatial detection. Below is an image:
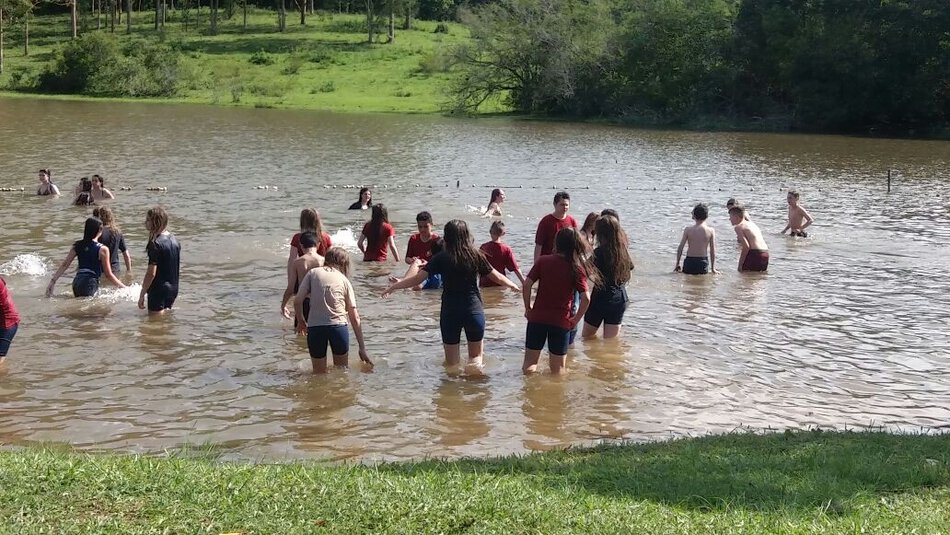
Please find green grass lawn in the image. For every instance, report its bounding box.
[0,9,484,113]
[1,430,948,533]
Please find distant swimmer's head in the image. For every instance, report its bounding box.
[38,169,52,183]
[600,208,619,221]
[728,205,746,225]
[358,187,372,207]
[299,208,321,233]
[431,238,445,256]
[553,191,571,218]
[145,206,169,242]
[416,211,433,236]
[92,174,105,188]
[324,246,351,278]
[299,231,318,250]
[692,203,709,222]
[787,190,800,204]
[80,177,93,193]
[489,188,505,205]
[489,220,506,238]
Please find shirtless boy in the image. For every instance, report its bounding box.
[675,203,719,275]
[281,232,325,327]
[730,206,770,272]
[781,190,813,237]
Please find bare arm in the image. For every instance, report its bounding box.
[357,233,367,253]
[569,290,591,327]
[138,264,157,309]
[122,250,133,273]
[281,262,299,318]
[347,306,372,366]
[736,229,751,272]
[388,236,400,263]
[486,268,519,290]
[293,274,311,334]
[51,184,61,195]
[46,249,77,297]
[383,270,428,296]
[674,229,687,271]
[533,244,542,263]
[800,208,814,230]
[287,245,299,279]
[522,276,536,316]
[709,229,719,274]
[100,248,125,288]
[514,269,527,284]
[103,188,115,200]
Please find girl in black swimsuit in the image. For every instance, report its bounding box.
[36,169,60,196]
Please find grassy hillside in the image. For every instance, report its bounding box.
[0,9,484,113]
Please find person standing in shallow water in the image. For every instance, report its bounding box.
[358,204,399,262]
[93,206,132,276]
[288,208,332,277]
[139,207,181,314]
[46,217,126,297]
[534,191,578,262]
[0,276,21,363]
[582,215,634,340]
[383,219,519,368]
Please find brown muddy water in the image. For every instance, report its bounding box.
[0,98,948,461]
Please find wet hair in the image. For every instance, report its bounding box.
[92,174,105,187]
[788,190,801,200]
[581,212,599,235]
[366,203,390,252]
[39,169,52,180]
[299,208,324,237]
[74,177,94,206]
[729,205,746,218]
[145,206,169,245]
[489,188,503,205]
[442,219,486,277]
[554,227,600,289]
[416,211,432,224]
[357,187,372,207]
[692,203,709,221]
[92,206,120,233]
[299,231,318,250]
[553,191,570,205]
[600,208,619,220]
[431,238,445,256]
[594,216,633,285]
[74,217,103,252]
[489,220,506,237]
[324,247,351,278]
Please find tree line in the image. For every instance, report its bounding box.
[450,0,950,136]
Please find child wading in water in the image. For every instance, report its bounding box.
[730,205,770,272]
[294,247,372,373]
[523,227,597,375]
[383,220,518,368]
[139,207,181,314]
[47,217,126,297]
[781,190,814,237]
[582,215,634,339]
[674,203,719,275]
[479,220,525,287]
[359,204,399,262]
[281,231,326,327]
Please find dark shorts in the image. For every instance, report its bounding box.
[307,324,350,359]
[682,256,709,275]
[585,288,628,328]
[440,311,485,345]
[147,281,179,312]
[0,323,17,357]
[422,273,442,290]
[742,249,770,272]
[790,230,808,238]
[525,322,571,356]
[72,270,100,297]
[293,298,311,330]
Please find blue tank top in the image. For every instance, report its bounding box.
[75,242,103,278]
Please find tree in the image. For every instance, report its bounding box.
[1,0,33,73]
[125,0,130,33]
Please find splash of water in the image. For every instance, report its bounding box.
[0,254,50,277]
[95,283,143,303]
[330,227,358,250]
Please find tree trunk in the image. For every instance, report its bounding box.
[154,0,159,29]
[111,0,116,32]
[72,0,79,37]
[365,0,373,43]
[24,16,29,55]
[242,0,246,30]
[299,0,305,25]
[1,8,5,76]
[211,0,217,34]
[278,0,286,31]
[126,0,131,33]
[387,0,394,43]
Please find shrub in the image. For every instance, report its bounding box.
[282,54,306,75]
[249,50,275,66]
[418,49,455,74]
[434,22,449,34]
[5,66,38,91]
[317,81,336,93]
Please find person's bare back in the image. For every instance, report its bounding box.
[735,220,768,252]
[729,205,770,272]
[675,203,719,274]
[684,224,714,257]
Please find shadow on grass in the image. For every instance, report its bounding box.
[378,430,950,513]
[179,35,367,55]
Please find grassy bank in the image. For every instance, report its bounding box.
[1,430,948,533]
[0,10,479,113]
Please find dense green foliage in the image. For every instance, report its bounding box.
[453,0,950,134]
[0,430,948,532]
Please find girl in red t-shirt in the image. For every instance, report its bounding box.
[289,209,332,279]
[358,204,399,262]
[0,276,20,362]
[522,227,599,375]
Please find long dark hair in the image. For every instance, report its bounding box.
[74,177,94,206]
[74,217,103,253]
[594,216,633,285]
[488,188,502,205]
[366,203,389,250]
[554,227,600,289]
[356,187,372,208]
[442,219,485,277]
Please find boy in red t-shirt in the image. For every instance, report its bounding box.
[405,211,439,265]
[533,191,577,262]
[479,221,525,288]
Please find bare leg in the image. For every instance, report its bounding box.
[549,354,567,375]
[443,343,461,366]
[603,324,621,339]
[581,322,598,339]
[466,340,483,365]
[522,348,542,374]
[333,353,349,368]
[311,358,329,374]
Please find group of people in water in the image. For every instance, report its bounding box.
[0,174,814,375]
[36,169,116,205]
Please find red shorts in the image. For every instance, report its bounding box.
[742,249,769,272]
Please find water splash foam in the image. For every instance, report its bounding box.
[0,254,51,277]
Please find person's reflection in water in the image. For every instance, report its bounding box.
[281,373,362,459]
[520,374,570,451]
[432,377,492,450]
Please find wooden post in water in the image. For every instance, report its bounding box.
[887,170,891,193]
